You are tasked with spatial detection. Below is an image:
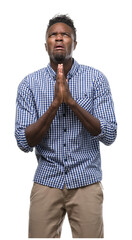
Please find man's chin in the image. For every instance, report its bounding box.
[54,54,65,64]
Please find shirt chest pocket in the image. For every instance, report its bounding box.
[75,96,93,113]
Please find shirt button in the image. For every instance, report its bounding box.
[63,114,66,117]
[64,144,66,147]
[64,129,66,132]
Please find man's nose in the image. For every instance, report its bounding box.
[55,33,63,41]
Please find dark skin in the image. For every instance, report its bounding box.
[25,22,101,147]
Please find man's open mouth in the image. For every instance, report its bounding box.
[55,45,64,50]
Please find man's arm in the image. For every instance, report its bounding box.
[59,64,101,136]
[60,64,116,144]
[25,64,65,147]
[25,100,60,147]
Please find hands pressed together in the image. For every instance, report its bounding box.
[54,64,73,106]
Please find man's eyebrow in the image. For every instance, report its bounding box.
[48,31,71,35]
[47,31,57,36]
[49,31,57,34]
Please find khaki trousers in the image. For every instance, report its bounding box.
[28,182,104,238]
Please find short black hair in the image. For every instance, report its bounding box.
[46,14,77,41]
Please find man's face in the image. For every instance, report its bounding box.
[45,22,77,64]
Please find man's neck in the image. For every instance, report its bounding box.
[50,58,73,77]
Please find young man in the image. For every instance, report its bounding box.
[15,14,117,238]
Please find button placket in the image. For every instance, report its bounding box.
[63,122,67,154]
[63,106,68,174]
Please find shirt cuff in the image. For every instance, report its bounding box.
[93,118,107,140]
[16,128,33,153]
[92,118,117,145]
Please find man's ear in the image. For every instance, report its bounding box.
[74,41,77,50]
[45,43,48,52]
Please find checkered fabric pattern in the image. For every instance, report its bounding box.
[15,59,117,189]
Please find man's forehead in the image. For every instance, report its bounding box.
[47,22,73,34]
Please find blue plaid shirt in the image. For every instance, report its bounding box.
[15,59,117,189]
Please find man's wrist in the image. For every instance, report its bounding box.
[52,98,61,108]
[67,97,76,108]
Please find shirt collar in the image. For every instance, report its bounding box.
[46,59,80,81]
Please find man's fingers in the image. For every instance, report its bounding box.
[57,64,65,82]
[57,64,63,74]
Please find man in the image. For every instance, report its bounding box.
[15,14,117,238]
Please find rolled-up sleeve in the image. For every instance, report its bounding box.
[93,72,117,145]
[15,77,37,152]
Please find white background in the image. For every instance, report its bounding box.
[0,0,132,239]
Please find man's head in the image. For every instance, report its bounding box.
[45,14,77,64]
[46,14,77,42]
